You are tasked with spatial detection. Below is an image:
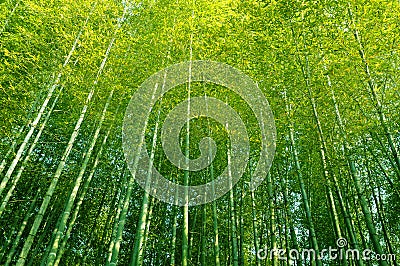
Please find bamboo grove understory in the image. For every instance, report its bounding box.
[0,0,399,265]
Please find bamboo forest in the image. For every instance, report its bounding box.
[0,0,399,265]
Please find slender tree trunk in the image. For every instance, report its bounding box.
[96,183,119,265]
[81,188,108,265]
[205,94,221,266]
[211,165,221,266]
[200,204,206,266]
[239,185,244,266]
[348,5,400,177]
[140,192,157,263]
[3,189,40,266]
[366,141,400,197]
[227,141,239,266]
[0,122,25,174]
[108,87,156,265]
[188,207,198,259]
[57,121,121,266]
[369,131,400,180]
[284,91,321,266]
[326,69,371,266]
[250,180,260,266]
[267,172,278,266]
[16,15,122,259]
[323,56,388,265]
[182,38,193,266]
[0,87,44,175]
[365,158,397,266]
[300,53,344,246]
[106,168,128,266]
[170,202,179,266]
[282,164,302,265]
[182,181,189,266]
[137,162,163,264]
[0,8,92,197]
[170,164,181,266]
[30,200,64,266]
[348,185,368,251]
[0,0,21,35]
[16,89,96,265]
[130,103,161,266]
[0,87,63,217]
[46,90,114,265]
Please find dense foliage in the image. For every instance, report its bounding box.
[0,0,399,265]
